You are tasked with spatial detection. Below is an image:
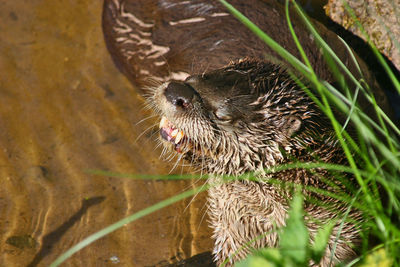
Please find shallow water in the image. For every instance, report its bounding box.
[0,1,212,266]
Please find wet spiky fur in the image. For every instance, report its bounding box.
[148,59,361,266]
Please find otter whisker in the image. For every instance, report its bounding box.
[165,151,176,162]
[134,114,158,126]
[168,154,184,174]
[148,125,163,141]
[183,179,208,214]
[160,146,168,159]
[140,103,156,112]
[143,76,163,88]
[153,140,164,151]
[134,123,157,144]
[197,196,211,231]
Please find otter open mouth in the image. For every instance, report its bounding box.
[159,116,189,153]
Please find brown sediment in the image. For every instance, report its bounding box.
[0,1,212,266]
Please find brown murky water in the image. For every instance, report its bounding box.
[0,1,212,266]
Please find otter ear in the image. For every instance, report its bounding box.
[286,116,302,137]
[214,108,232,122]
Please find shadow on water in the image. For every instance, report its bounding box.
[0,1,212,266]
[27,196,106,267]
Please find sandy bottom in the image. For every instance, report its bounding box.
[0,1,212,266]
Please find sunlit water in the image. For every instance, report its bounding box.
[0,1,212,266]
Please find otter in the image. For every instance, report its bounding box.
[150,59,361,266]
[102,0,389,265]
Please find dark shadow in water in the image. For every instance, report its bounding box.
[148,251,216,267]
[170,251,216,267]
[27,196,106,267]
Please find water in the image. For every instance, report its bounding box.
[0,1,212,266]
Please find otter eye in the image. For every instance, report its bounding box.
[214,109,232,122]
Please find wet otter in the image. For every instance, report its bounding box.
[150,59,360,266]
[102,0,388,265]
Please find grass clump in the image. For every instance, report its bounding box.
[219,0,400,266]
[236,192,336,267]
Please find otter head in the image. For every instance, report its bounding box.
[150,59,323,176]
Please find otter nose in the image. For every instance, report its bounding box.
[164,82,196,108]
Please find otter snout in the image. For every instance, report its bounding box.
[164,82,196,109]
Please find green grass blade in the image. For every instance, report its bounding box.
[86,169,203,180]
[49,185,209,267]
[340,0,400,95]
[218,0,310,77]
[292,1,399,138]
[311,220,336,264]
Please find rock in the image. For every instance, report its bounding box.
[325,0,400,72]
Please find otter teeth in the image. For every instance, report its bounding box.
[175,131,184,144]
[159,116,187,147]
[171,129,179,137]
[159,116,168,128]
